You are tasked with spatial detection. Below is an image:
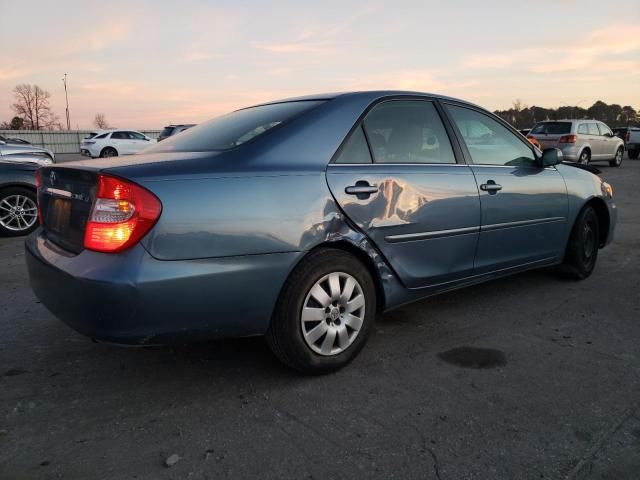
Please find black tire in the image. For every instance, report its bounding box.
[0,187,39,237]
[578,148,591,165]
[558,206,599,280]
[266,248,377,374]
[609,147,624,167]
[628,149,639,160]
[100,147,118,158]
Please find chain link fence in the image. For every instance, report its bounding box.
[0,130,162,154]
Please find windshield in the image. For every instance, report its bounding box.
[531,122,572,135]
[160,127,175,137]
[147,100,325,153]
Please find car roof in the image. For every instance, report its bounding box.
[245,90,484,110]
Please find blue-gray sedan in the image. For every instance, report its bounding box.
[26,91,617,373]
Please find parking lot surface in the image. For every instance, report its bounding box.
[1,157,639,479]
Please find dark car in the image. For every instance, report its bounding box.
[157,124,196,141]
[0,160,38,236]
[26,91,617,373]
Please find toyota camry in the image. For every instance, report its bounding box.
[26,91,616,373]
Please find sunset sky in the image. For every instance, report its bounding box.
[1,0,639,129]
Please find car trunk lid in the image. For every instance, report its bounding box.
[528,122,572,149]
[38,166,98,253]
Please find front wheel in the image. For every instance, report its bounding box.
[558,206,599,280]
[609,147,624,167]
[266,249,376,374]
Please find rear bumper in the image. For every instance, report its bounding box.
[559,144,580,161]
[25,231,298,344]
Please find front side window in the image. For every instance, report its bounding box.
[334,126,372,164]
[362,100,456,164]
[597,124,612,136]
[445,105,535,167]
[587,123,599,136]
[148,100,325,153]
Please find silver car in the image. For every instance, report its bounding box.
[529,120,624,167]
[0,139,55,166]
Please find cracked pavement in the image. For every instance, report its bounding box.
[1,156,639,479]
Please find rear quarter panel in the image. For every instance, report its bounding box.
[140,173,342,260]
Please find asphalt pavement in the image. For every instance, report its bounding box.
[1,156,639,479]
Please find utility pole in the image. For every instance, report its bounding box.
[62,73,71,130]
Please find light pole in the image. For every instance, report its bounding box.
[62,73,71,130]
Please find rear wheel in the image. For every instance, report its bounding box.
[579,149,591,165]
[266,249,376,374]
[100,147,118,158]
[558,206,599,280]
[0,187,39,237]
[609,147,624,167]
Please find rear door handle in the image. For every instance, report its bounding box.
[345,185,378,195]
[345,181,378,199]
[480,181,502,194]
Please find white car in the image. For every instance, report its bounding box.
[80,130,156,158]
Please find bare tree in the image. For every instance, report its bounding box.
[11,84,60,130]
[93,113,109,129]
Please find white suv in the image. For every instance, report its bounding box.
[528,120,625,167]
[80,130,156,158]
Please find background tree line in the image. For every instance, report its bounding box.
[495,99,638,129]
[1,84,111,131]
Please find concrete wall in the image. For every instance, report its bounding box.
[0,130,162,154]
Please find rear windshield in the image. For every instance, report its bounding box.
[531,122,572,135]
[160,127,175,137]
[147,100,325,153]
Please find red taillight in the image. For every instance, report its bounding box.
[35,169,43,225]
[84,174,162,253]
[559,134,577,144]
[625,132,630,142]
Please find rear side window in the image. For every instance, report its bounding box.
[334,126,372,164]
[95,132,109,139]
[362,100,456,164]
[446,104,535,167]
[530,122,572,135]
[148,101,325,152]
[587,123,599,135]
[577,124,588,134]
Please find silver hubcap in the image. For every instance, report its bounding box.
[0,194,38,232]
[301,272,365,356]
[616,149,623,163]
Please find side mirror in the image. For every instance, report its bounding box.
[541,148,563,167]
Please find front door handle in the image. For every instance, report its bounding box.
[480,180,502,194]
[345,181,378,199]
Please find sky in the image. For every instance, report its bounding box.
[1,0,639,129]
